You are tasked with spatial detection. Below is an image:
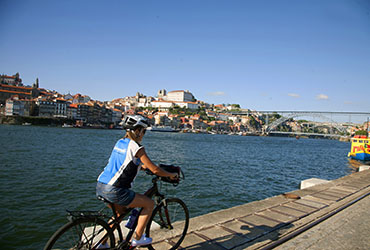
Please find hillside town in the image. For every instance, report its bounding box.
[0,73,368,136]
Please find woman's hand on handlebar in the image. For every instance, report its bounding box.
[170,172,179,181]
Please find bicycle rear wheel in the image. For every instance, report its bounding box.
[145,198,189,250]
[44,217,115,250]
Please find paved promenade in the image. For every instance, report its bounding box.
[151,169,370,250]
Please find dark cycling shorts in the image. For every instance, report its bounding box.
[96,182,135,206]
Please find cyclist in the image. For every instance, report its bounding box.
[96,115,179,248]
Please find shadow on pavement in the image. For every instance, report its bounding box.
[182,221,293,250]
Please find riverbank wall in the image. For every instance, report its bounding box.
[0,114,73,126]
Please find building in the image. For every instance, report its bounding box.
[36,99,56,117]
[151,100,175,110]
[0,73,41,105]
[72,94,91,104]
[112,109,123,125]
[67,104,78,120]
[0,73,23,86]
[151,100,199,110]
[0,83,40,105]
[54,98,68,118]
[164,90,195,102]
[5,96,31,116]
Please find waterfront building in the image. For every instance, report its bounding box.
[36,99,56,117]
[76,103,89,122]
[54,98,68,118]
[168,114,181,128]
[5,96,31,116]
[67,104,78,120]
[154,111,170,125]
[112,108,123,125]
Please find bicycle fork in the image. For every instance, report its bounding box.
[159,200,174,230]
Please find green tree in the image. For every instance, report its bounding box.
[355,130,368,136]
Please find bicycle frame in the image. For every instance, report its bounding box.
[102,176,166,249]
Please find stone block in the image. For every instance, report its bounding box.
[359,165,370,172]
[300,178,329,189]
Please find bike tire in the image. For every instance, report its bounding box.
[44,217,115,250]
[145,198,189,250]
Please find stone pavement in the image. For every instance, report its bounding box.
[149,169,370,250]
[274,193,370,250]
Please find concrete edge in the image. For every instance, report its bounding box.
[187,169,370,234]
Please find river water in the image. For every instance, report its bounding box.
[0,125,353,249]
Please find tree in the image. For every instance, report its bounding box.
[355,130,368,136]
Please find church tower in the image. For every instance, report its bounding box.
[157,89,167,99]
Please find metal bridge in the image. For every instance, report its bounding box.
[231,110,370,137]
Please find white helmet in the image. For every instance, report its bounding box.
[120,115,149,130]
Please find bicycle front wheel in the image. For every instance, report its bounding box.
[145,198,189,250]
[44,217,115,250]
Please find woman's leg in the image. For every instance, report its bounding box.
[127,193,155,240]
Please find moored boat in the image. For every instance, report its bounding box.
[348,135,370,161]
[62,123,73,128]
[147,126,179,132]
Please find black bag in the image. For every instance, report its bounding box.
[159,164,181,184]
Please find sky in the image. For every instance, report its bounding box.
[1,0,370,114]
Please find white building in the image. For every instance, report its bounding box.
[165,90,195,102]
[151,100,199,110]
[151,100,174,109]
[5,96,30,116]
[54,98,68,118]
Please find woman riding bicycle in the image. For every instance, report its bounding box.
[96,115,179,248]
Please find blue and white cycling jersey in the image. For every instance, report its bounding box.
[97,138,143,188]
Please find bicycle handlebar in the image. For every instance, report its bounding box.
[144,164,184,186]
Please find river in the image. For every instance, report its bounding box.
[0,125,353,249]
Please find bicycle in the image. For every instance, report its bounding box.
[44,165,189,250]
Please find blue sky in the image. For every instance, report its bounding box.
[1,0,370,113]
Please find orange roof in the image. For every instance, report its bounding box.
[0,89,31,94]
[1,75,19,79]
[0,84,32,90]
[56,97,67,101]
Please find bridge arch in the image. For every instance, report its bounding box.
[266,112,347,134]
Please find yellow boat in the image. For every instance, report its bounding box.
[348,135,370,161]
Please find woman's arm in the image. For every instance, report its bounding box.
[136,148,178,179]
